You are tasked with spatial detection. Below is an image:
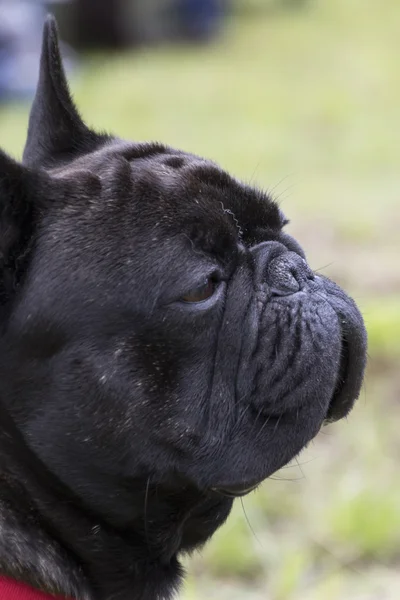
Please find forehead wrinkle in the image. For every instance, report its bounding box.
[47,140,132,175]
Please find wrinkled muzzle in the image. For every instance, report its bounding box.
[200,242,367,497]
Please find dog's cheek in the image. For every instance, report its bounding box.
[60,339,208,469]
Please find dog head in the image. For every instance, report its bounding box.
[0,16,366,559]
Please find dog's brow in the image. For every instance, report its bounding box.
[191,165,233,188]
[122,143,169,161]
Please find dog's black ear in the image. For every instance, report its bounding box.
[23,15,109,168]
[0,150,44,305]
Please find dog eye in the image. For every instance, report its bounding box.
[181,278,215,303]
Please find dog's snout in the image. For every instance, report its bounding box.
[268,252,314,296]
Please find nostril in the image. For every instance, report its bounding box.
[295,259,314,283]
[268,253,313,296]
[271,268,300,295]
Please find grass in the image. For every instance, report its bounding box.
[1,0,399,598]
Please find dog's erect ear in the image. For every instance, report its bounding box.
[0,150,45,305]
[23,15,109,168]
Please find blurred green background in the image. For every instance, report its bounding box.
[1,0,399,598]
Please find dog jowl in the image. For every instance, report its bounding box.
[0,15,367,600]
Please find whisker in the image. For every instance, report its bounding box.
[248,160,261,185]
[295,456,307,480]
[314,262,335,272]
[279,457,319,468]
[267,173,294,196]
[268,474,304,481]
[240,498,263,548]
[254,414,272,443]
[144,476,150,551]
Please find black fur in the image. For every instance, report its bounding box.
[0,16,367,600]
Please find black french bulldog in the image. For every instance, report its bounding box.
[0,16,366,600]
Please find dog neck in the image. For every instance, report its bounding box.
[0,402,230,600]
[0,403,93,599]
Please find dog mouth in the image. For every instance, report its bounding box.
[209,306,366,499]
[193,283,366,501]
[209,333,351,500]
[211,483,260,498]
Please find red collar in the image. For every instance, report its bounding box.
[0,576,71,600]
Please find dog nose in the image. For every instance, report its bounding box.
[268,252,314,296]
